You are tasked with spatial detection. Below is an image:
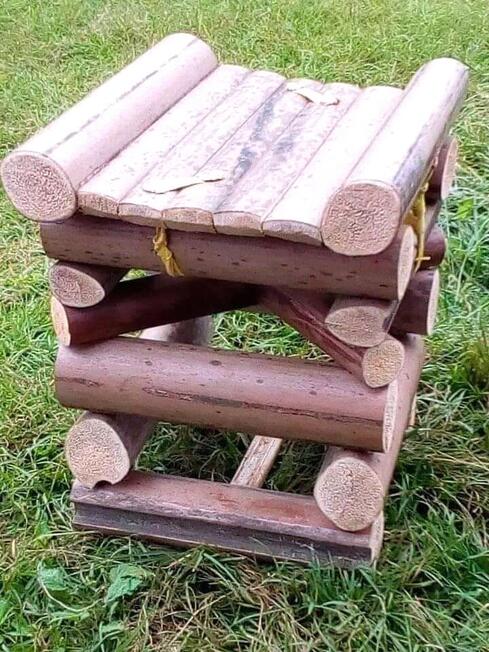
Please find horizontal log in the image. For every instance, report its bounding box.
[1,34,217,222]
[55,339,399,452]
[51,274,256,345]
[324,264,441,347]
[231,436,283,488]
[261,287,404,387]
[321,58,468,255]
[64,318,213,487]
[71,471,384,565]
[427,136,458,201]
[314,335,424,531]
[40,213,415,300]
[49,261,127,307]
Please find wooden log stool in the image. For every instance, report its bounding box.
[1,33,468,566]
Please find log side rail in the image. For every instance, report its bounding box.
[55,337,399,452]
[1,34,218,222]
[50,269,435,388]
[71,471,384,566]
[321,59,468,255]
[42,213,421,300]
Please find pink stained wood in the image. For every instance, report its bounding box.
[40,214,414,300]
[422,225,446,269]
[261,287,404,388]
[161,78,325,232]
[391,269,440,336]
[71,471,384,565]
[118,70,286,231]
[213,82,360,236]
[261,85,403,245]
[55,338,398,452]
[78,64,249,217]
[65,318,213,488]
[322,58,468,255]
[427,136,459,201]
[1,34,217,222]
[314,335,425,531]
[51,273,257,345]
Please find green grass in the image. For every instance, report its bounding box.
[0,0,488,649]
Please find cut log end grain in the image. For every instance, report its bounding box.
[262,219,321,246]
[51,296,71,345]
[65,415,131,488]
[65,318,213,488]
[213,211,262,237]
[362,337,405,388]
[162,207,215,232]
[1,152,76,222]
[49,262,125,308]
[321,182,401,255]
[49,264,103,307]
[314,455,384,532]
[314,335,425,532]
[397,226,417,297]
[325,297,394,348]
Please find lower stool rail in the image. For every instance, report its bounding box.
[71,471,384,566]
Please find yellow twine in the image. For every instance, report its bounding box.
[153,226,184,277]
[404,180,431,272]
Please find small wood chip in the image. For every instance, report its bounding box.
[287,82,340,106]
[143,171,225,194]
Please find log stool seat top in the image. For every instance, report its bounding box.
[1,33,468,256]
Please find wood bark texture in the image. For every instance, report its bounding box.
[55,338,399,451]
[71,471,384,565]
[51,273,257,345]
[262,86,402,245]
[325,257,441,347]
[118,70,288,231]
[41,213,415,300]
[214,83,360,236]
[78,64,249,217]
[261,287,404,387]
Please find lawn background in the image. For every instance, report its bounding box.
[0,1,488,650]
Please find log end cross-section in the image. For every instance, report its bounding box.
[1,152,77,222]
